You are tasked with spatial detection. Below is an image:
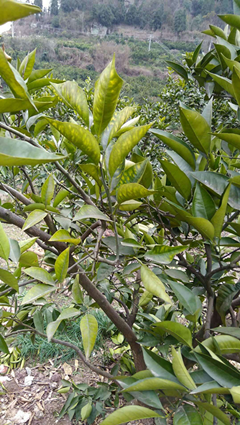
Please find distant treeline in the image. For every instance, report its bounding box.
[34,0,233,33]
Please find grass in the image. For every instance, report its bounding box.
[16,310,114,365]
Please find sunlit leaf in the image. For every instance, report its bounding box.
[80,314,98,360]
[24,267,55,285]
[117,183,154,204]
[0,137,66,166]
[49,230,80,245]
[0,223,10,261]
[19,49,36,80]
[55,248,69,283]
[47,118,100,164]
[180,106,211,154]
[0,0,40,25]
[0,268,18,291]
[22,210,47,231]
[172,347,196,390]
[109,124,152,177]
[93,56,123,136]
[99,406,160,425]
[141,265,172,304]
[22,284,55,305]
[51,81,89,126]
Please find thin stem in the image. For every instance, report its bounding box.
[20,167,36,194]
[204,296,214,339]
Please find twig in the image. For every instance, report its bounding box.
[0,279,36,297]
[10,320,116,380]
[204,296,214,339]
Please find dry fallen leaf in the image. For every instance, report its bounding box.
[35,390,45,400]
[62,362,72,376]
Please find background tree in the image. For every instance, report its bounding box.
[174,8,187,34]
[50,0,59,16]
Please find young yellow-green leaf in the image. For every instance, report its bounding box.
[80,314,98,360]
[180,107,211,155]
[195,335,240,355]
[101,106,135,149]
[141,265,173,304]
[0,334,9,354]
[19,251,39,267]
[0,269,18,291]
[81,403,92,421]
[0,0,41,25]
[55,248,69,283]
[0,223,10,261]
[24,267,55,285]
[122,377,186,392]
[153,321,193,348]
[0,49,29,99]
[119,200,143,211]
[47,118,100,164]
[117,183,155,204]
[0,137,66,166]
[49,230,80,246]
[19,237,38,254]
[211,184,231,239]
[72,275,83,304]
[151,129,195,169]
[139,290,153,307]
[172,347,196,390]
[53,189,69,207]
[99,406,160,425]
[22,210,48,231]
[195,402,230,425]
[22,284,55,305]
[41,174,55,206]
[93,56,123,136]
[73,205,110,222]
[51,81,89,127]
[109,124,152,177]
[160,160,192,200]
[229,386,240,404]
[19,49,36,80]
[0,98,32,113]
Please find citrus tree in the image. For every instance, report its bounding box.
[1,1,240,424]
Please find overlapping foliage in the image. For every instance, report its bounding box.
[2,1,240,424]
